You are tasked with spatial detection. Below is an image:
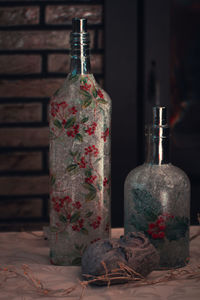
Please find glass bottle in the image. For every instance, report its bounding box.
[124,106,190,269]
[49,18,111,265]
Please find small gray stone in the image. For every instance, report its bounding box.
[82,232,159,285]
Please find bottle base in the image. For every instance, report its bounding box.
[50,249,82,266]
[155,257,190,271]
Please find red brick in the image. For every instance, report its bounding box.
[0,6,39,25]
[0,55,41,74]
[48,53,103,74]
[0,152,42,171]
[0,30,95,50]
[0,176,49,195]
[48,54,70,73]
[0,198,43,219]
[0,79,63,97]
[0,127,48,147]
[45,5,102,25]
[0,103,42,123]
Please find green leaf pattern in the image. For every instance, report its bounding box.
[49,74,111,265]
[129,188,189,259]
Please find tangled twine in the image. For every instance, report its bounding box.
[0,260,200,299]
[0,226,199,299]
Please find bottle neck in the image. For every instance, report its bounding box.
[145,126,170,165]
[151,135,170,165]
[70,32,91,75]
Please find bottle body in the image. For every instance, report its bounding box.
[124,106,190,269]
[49,73,111,265]
[124,163,190,268]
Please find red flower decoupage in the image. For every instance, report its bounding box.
[49,74,111,265]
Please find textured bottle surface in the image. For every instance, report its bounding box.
[124,163,190,269]
[49,73,111,265]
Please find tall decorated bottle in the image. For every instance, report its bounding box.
[49,18,111,265]
[124,106,190,269]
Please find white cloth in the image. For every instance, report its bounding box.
[0,227,199,300]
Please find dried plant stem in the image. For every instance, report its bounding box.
[0,227,200,299]
[82,262,200,286]
[0,262,200,299]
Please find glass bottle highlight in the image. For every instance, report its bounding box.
[49,18,111,265]
[124,106,190,269]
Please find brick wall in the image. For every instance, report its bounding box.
[0,0,104,231]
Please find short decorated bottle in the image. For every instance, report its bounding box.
[49,18,111,265]
[124,106,190,269]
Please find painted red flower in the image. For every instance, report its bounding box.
[67,130,75,137]
[67,213,71,220]
[86,122,97,135]
[72,218,84,231]
[67,124,79,137]
[78,218,84,229]
[52,195,72,213]
[149,223,156,230]
[156,217,164,225]
[72,225,80,232]
[158,224,166,231]
[68,106,77,115]
[101,128,109,142]
[85,146,92,154]
[52,197,63,213]
[158,231,165,239]
[80,83,91,91]
[105,222,109,232]
[52,197,56,203]
[90,215,102,229]
[103,177,108,187]
[73,201,82,209]
[63,196,72,204]
[78,156,86,168]
[85,145,99,157]
[147,213,174,240]
[90,238,101,244]
[97,89,104,99]
[162,213,174,220]
[58,101,68,109]
[91,221,98,229]
[54,203,60,213]
[73,124,79,134]
[85,175,97,184]
[51,102,59,117]
[151,233,159,239]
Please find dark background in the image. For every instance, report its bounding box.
[0,0,199,230]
